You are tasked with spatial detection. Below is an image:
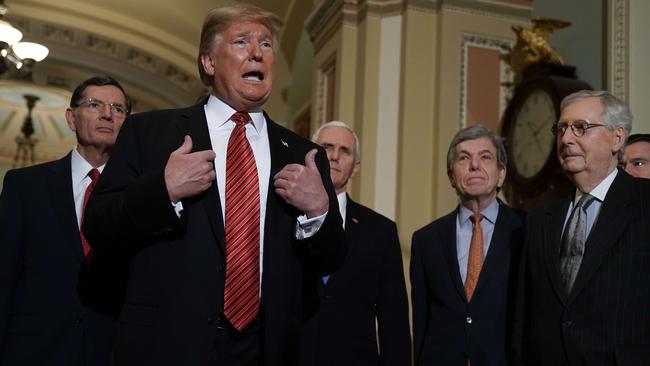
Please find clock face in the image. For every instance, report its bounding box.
[510,89,556,179]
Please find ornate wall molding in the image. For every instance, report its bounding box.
[443,0,531,23]
[607,0,628,102]
[404,0,440,13]
[459,33,514,128]
[6,15,204,108]
[316,53,338,126]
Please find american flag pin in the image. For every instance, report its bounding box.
[281,139,289,147]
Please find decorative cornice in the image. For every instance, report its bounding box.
[404,0,440,13]
[443,0,531,23]
[6,15,204,107]
[362,0,405,19]
[307,0,408,52]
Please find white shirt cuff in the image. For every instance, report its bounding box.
[172,200,184,218]
[295,211,327,239]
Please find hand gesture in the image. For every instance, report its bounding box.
[164,135,216,202]
[274,149,329,218]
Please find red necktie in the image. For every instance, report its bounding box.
[80,168,100,257]
[223,112,260,332]
[465,212,484,302]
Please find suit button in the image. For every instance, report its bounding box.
[74,316,83,324]
[207,316,214,324]
[466,317,473,324]
[562,320,573,328]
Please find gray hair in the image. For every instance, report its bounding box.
[561,90,633,134]
[197,4,282,86]
[446,124,507,173]
[311,121,361,162]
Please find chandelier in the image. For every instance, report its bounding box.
[0,0,49,76]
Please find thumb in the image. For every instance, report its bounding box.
[304,149,319,170]
[175,135,193,154]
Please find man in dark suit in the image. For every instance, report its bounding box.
[512,90,650,366]
[298,121,411,366]
[81,4,346,366]
[621,133,650,178]
[0,76,131,365]
[411,124,524,365]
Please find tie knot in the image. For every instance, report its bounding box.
[231,112,251,126]
[577,193,596,210]
[88,168,100,182]
[470,212,483,224]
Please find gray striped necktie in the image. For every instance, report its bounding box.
[559,193,596,294]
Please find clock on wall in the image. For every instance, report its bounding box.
[501,63,591,209]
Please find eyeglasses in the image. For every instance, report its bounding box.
[551,119,606,137]
[76,98,128,117]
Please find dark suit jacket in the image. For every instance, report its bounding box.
[299,196,411,366]
[411,201,524,366]
[0,154,115,366]
[512,170,650,366]
[81,102,346,366]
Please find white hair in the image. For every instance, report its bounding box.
[311,121,361,162]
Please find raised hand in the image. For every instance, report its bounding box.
[273,149,329,218]
[164,135,216,202]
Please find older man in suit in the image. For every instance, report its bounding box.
[299,121,411,366]
[512,90,650,366]
[81,4,345,366]
[0,76,131,365]
[411,124,524,366]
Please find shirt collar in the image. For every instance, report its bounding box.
[336,192,348,228]
[71,147,105,182]
[205,94,265,134]
[574,168,617,204]
[458,198,499,225]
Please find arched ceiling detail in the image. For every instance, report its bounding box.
[3,0,316,112]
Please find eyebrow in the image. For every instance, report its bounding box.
[458,149,494,156]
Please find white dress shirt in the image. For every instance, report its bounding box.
[562,168,618,238]
[70,148,105,229]
[197,95,326,279]
[336,192,347,230]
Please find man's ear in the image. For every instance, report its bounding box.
[200,53,216,77]
[612,126,627,153]
[65,108,76,132]
[448,170,457,190]
[351,161,361,179]
[497,166,507,190]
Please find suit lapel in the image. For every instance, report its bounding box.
[324,195,358,287]
[474,204,513,295]
[543,196,572,304]
[440,210,466,301]
[263,114,293,264]
[344,196,361,249]
[49,153,84,262]
[177,103,226,255]
[569,172,636,301]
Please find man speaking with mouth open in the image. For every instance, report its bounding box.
[81,4,346,366]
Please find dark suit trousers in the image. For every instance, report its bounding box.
[210,317,261,366]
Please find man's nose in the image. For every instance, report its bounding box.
[99,104,113,119]
[250,43,263,61]
[470,156,480,169]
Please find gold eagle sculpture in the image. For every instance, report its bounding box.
[504,17,571,74]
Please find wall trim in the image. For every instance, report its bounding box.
[459,33,514,129]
